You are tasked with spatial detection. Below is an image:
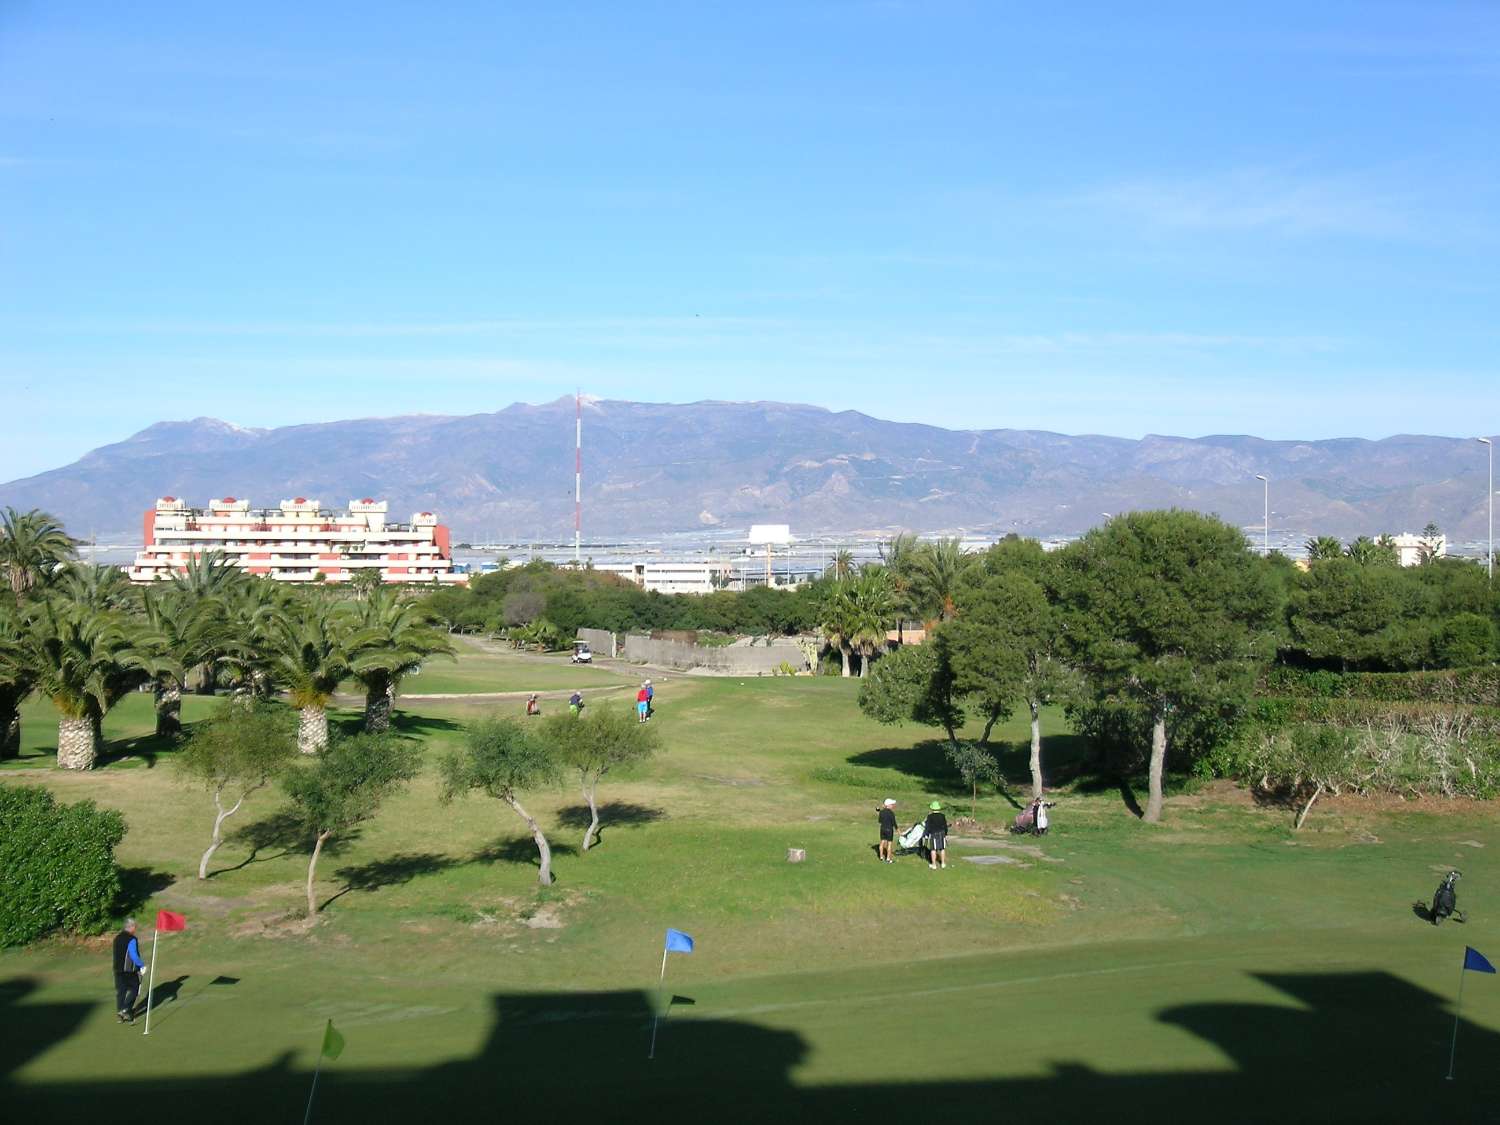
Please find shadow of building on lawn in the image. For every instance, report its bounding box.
[6,969,1499,1123]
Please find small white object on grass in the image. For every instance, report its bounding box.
[786,848,806,863]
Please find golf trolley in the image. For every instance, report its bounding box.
[1431,870,1466,925]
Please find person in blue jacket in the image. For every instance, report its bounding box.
[112,918,146,1023]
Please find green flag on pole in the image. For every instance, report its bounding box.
[321,1020,345,1061]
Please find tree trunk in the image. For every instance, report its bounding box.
[154,679,182,738]
[581,779,600,852]
[1029,699,1044,799]
[840,646,852,678]
[979,710,1000,747]
[506,794,554,885]
[199,784,250,879]
[364,679,394,733]
[306,830,332,917]
[0,703,19,761]
[56,715,98,770]
[1294,784,1323,831]
[1144,711,1167,823]
[298,704,328,754]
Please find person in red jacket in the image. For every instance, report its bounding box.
[636,685,650,723]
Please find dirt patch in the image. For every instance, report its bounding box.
[524,906,565,930]
[232,912,318,939]
[1458,840,1485,848]
[693,774,767,787]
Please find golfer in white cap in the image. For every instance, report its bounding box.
[877,799,898,864]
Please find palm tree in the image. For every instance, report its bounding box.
[0,508,78,597]
[1304,535,1343,562]
[1346,535,1396,565]
[19,599,162,769]
[216,579,288,703]
[267,600,354,753]
[825,549,856,581]
[847,570,896,676]
[907,538,972,623]
[140,586,219,737]
[55,563,137,613]
[879,532,921,641]
[816,581,857,677]
[347,589,455,732]
[0,603,35,759]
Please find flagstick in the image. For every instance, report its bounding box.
[648,946,669,1060]
[303,1053,324,1125]
[142,929,160,1036]
[1447,963,1467,1080]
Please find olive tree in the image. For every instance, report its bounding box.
[540,706,659,852]
[441,717,561,885]
[176,702,298,879]
[282,733,420,917]
[946,742,1001,818]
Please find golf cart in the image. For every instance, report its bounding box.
[570,641,593,664]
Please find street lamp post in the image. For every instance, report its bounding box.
[1481,438,1494,582]
[1255,475,1269,556]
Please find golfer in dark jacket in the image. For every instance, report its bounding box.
[113,918,146,1023]
[925,801,949,870]
[877,798,898,863]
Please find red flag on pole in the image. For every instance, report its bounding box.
[156,910,187,932]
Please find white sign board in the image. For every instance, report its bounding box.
[748,524,792,545]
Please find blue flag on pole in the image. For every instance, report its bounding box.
[665,928,694,954]
[1464,947,1495,974]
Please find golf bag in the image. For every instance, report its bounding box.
[1013,799,1054,836]
[896,820,927,855]
[1432,870,1462,925]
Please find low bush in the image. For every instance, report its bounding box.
[0,785,127,947]
[1262,666,1500,707]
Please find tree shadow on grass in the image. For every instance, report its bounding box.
[473,836,580,870]
[99,731,185,769]
[323,852,463,909]
[850,741,1025,809]
[554,802,666,848]
[391,712,466,738]
[114,867,175,916]
[214,808,362,877]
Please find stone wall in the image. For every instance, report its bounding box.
[575,627,618,658]
[617,634,813,674]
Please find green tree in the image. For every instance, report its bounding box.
[825,549,856,581]
[847,569,896,676]
[0,507,77,598]
[857,640,964,749]
[1056,510,1277,823]
[947,553,1066,795]
[282,733,420,917]
[441,716,562,885]
[267,601,354,753]
[1304,536,1344,562]
[1434,613,1496,668]
[177,702,298,878]
[540,706,659,851]
[0,603,35,760]
[347,589,455,732]
[0,786,125,946]
[1345,536,1396,566]
[946,742,1001,818]
[1288,559,1410,671]
[816,581,858,677]
[139,586,214,737]
[20,599,162,770]
[907,538,972,623]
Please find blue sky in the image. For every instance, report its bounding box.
[2,1,1497,481]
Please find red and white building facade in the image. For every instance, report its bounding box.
[128,497,465,584]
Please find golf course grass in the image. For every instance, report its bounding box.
[5,660,1500,1121]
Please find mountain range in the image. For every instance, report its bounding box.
[0,398,1491,544]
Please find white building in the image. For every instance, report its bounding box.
[1389,532,1446,567]
[128,497,466,584]
[590,560,736,595]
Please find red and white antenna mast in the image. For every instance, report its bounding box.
[574,390,582,565]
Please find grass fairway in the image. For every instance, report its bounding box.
[5,667,1500,1121]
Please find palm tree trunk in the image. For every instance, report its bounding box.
[154,679,182,738]
[1029,699,1044,799]
[0,700,19,760]
[298,705,329,754]
[1144,711,1167,823]
[364,679,394,733]
[840,646,852,678]
[506,794,554,885]
[306,829,332,917]
[57,715,97,770]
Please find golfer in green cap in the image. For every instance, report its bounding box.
[925,800,949,869]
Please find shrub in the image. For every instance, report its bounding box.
[0,785,126,946]
[1261,666,1500,706]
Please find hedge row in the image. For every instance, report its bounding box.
[1261,665,1500,707]
[0,785,126,947]
[1249,696,1500,734]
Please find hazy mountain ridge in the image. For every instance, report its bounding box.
[0,399,1490,542]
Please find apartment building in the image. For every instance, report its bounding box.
[127,496,465,584]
